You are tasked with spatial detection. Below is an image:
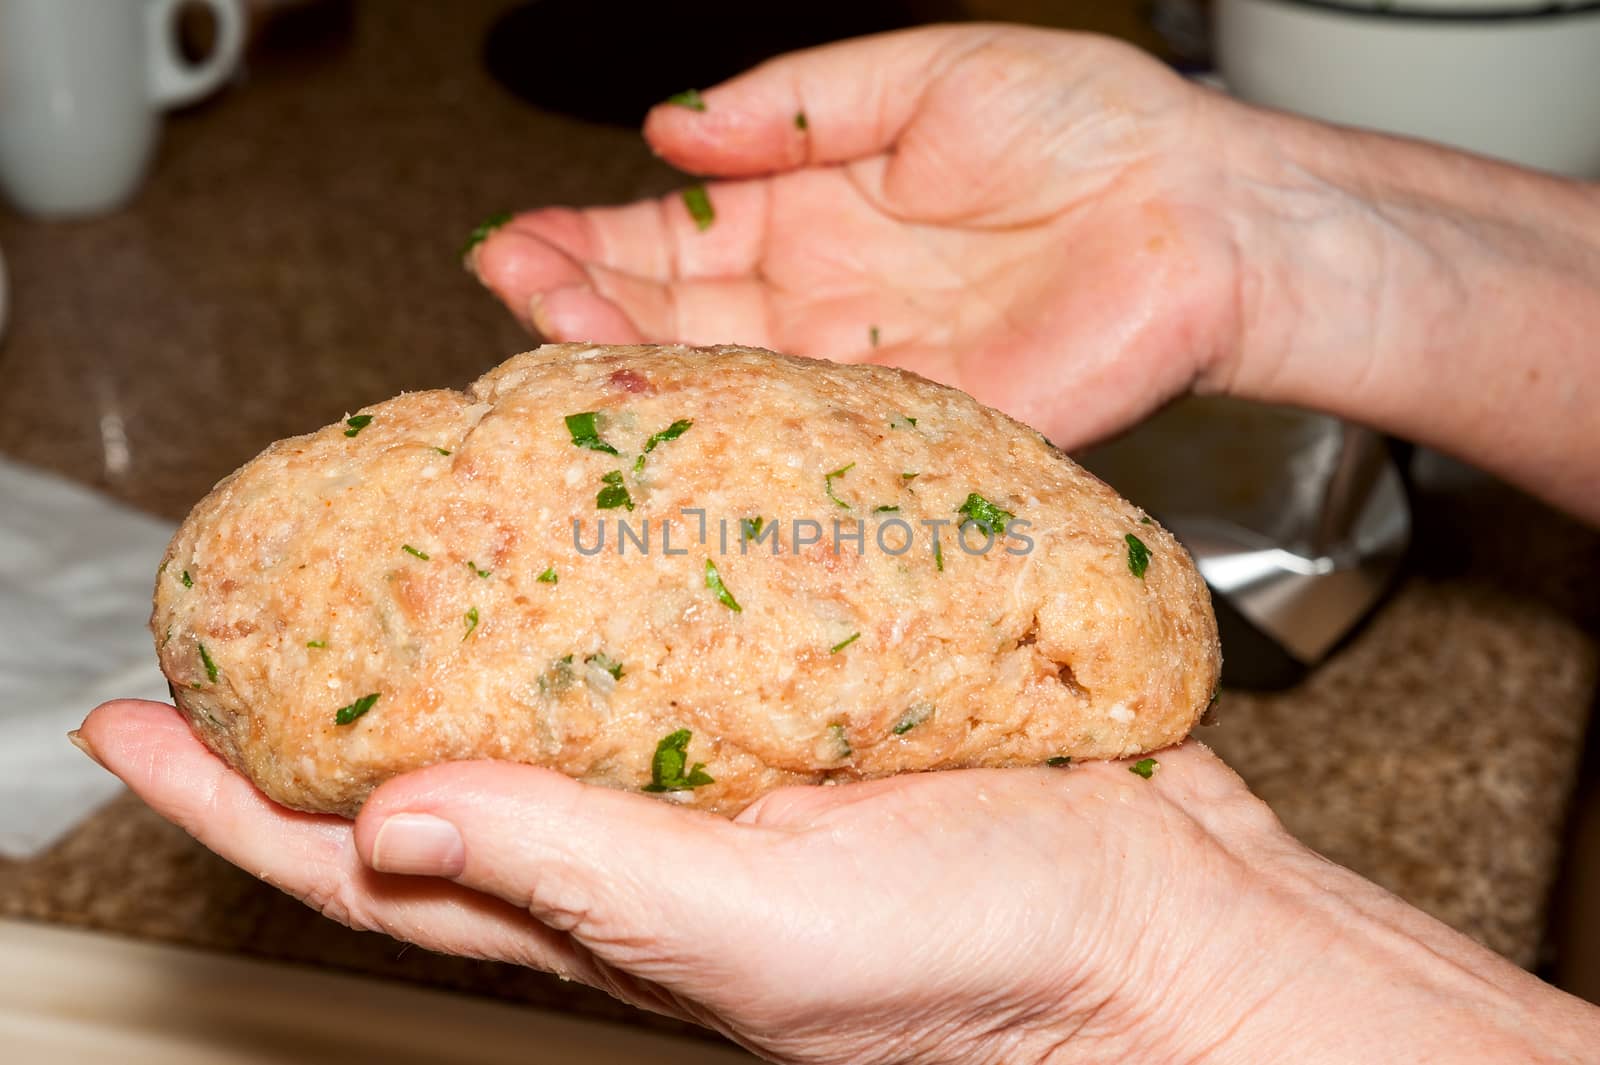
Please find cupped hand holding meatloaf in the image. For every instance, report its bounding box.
[152,344,1219,817]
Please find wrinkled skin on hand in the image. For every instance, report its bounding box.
[80,700,1295,1064]
[470,25,1242,451]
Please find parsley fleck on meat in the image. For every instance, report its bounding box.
[642,729,715,792]
[181,570,193,588]
[829,632,860,654]
[705,559,742,612]
[1046,756,1072,767]
[537,567,558,584]
[401,544,430,561]
[824,462,855,509]
[955,493,1015,537]
[467,561,491,578]
[565,411,619,455]
[306,640,326,649]
[586,652,624,680]
[869,325,881,347]
[197,643,218,684]
[334,692,380,726]
[1130,757,1158,779]
[343,414,373,437]
[634,418,693,472]
[794,111,808,130]
[1125,534,1151,579]
[892,703,933,735]
[889,414,918,430]
[463,606,479,640]
[597,470,634,511]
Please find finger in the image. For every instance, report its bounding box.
[642,25,1001,178]
[354,762,791,986]
[74,701,607,985]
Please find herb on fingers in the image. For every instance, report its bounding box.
[683,185,715,231]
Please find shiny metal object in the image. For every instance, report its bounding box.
[1077,398,1411,688]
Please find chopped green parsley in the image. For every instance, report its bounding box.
[565,411,619,455]
[306,640,327,649]
[665,88,706,111]
[873,505,900,514]
[463,606,479,640]
[343,414,373,437]
[537,567,558,584]
[683,185,715,231]
[1130,757,1158,779]
[181,570,193,588]
[889,414,918,430]
[824,462,855,509]
[334,692,380,726]
[197,643,218,684]
[586,652,624,680]
[829,632,861,654]
[869,325,881,347]
[401,544,430,561]
[705,559,742,612]
[642,729,715,792]
[794,110,808,130]
[1125,534,1151,579]
[467,561,491,578]
[434,446,452,456]
[956,493,1015,537]
[1046,756,1072,767]
[893,703,933,735]
[461,211,512,257]
[634,418,693,472]
[597,470,634,511]
[741,516,765,540]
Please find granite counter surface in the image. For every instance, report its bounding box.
[0,0,1595,1040]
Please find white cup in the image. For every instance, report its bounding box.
[0,0,244,217]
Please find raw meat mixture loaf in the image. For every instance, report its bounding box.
[153,344,1220,816]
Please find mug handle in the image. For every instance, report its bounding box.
[145,0,246,111]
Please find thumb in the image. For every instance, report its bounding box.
[642,24,1000,178]
[353,762,790,980]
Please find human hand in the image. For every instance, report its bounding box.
[469,25,1244,450]
[75,700,1600,1064]
[473,24,1600,521]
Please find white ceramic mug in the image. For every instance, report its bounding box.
[0,0,245,217]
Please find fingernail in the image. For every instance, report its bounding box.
[67,730,106,770]
[370,813,465,877]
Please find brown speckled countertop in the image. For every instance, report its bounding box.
[0,0,1596,1039]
